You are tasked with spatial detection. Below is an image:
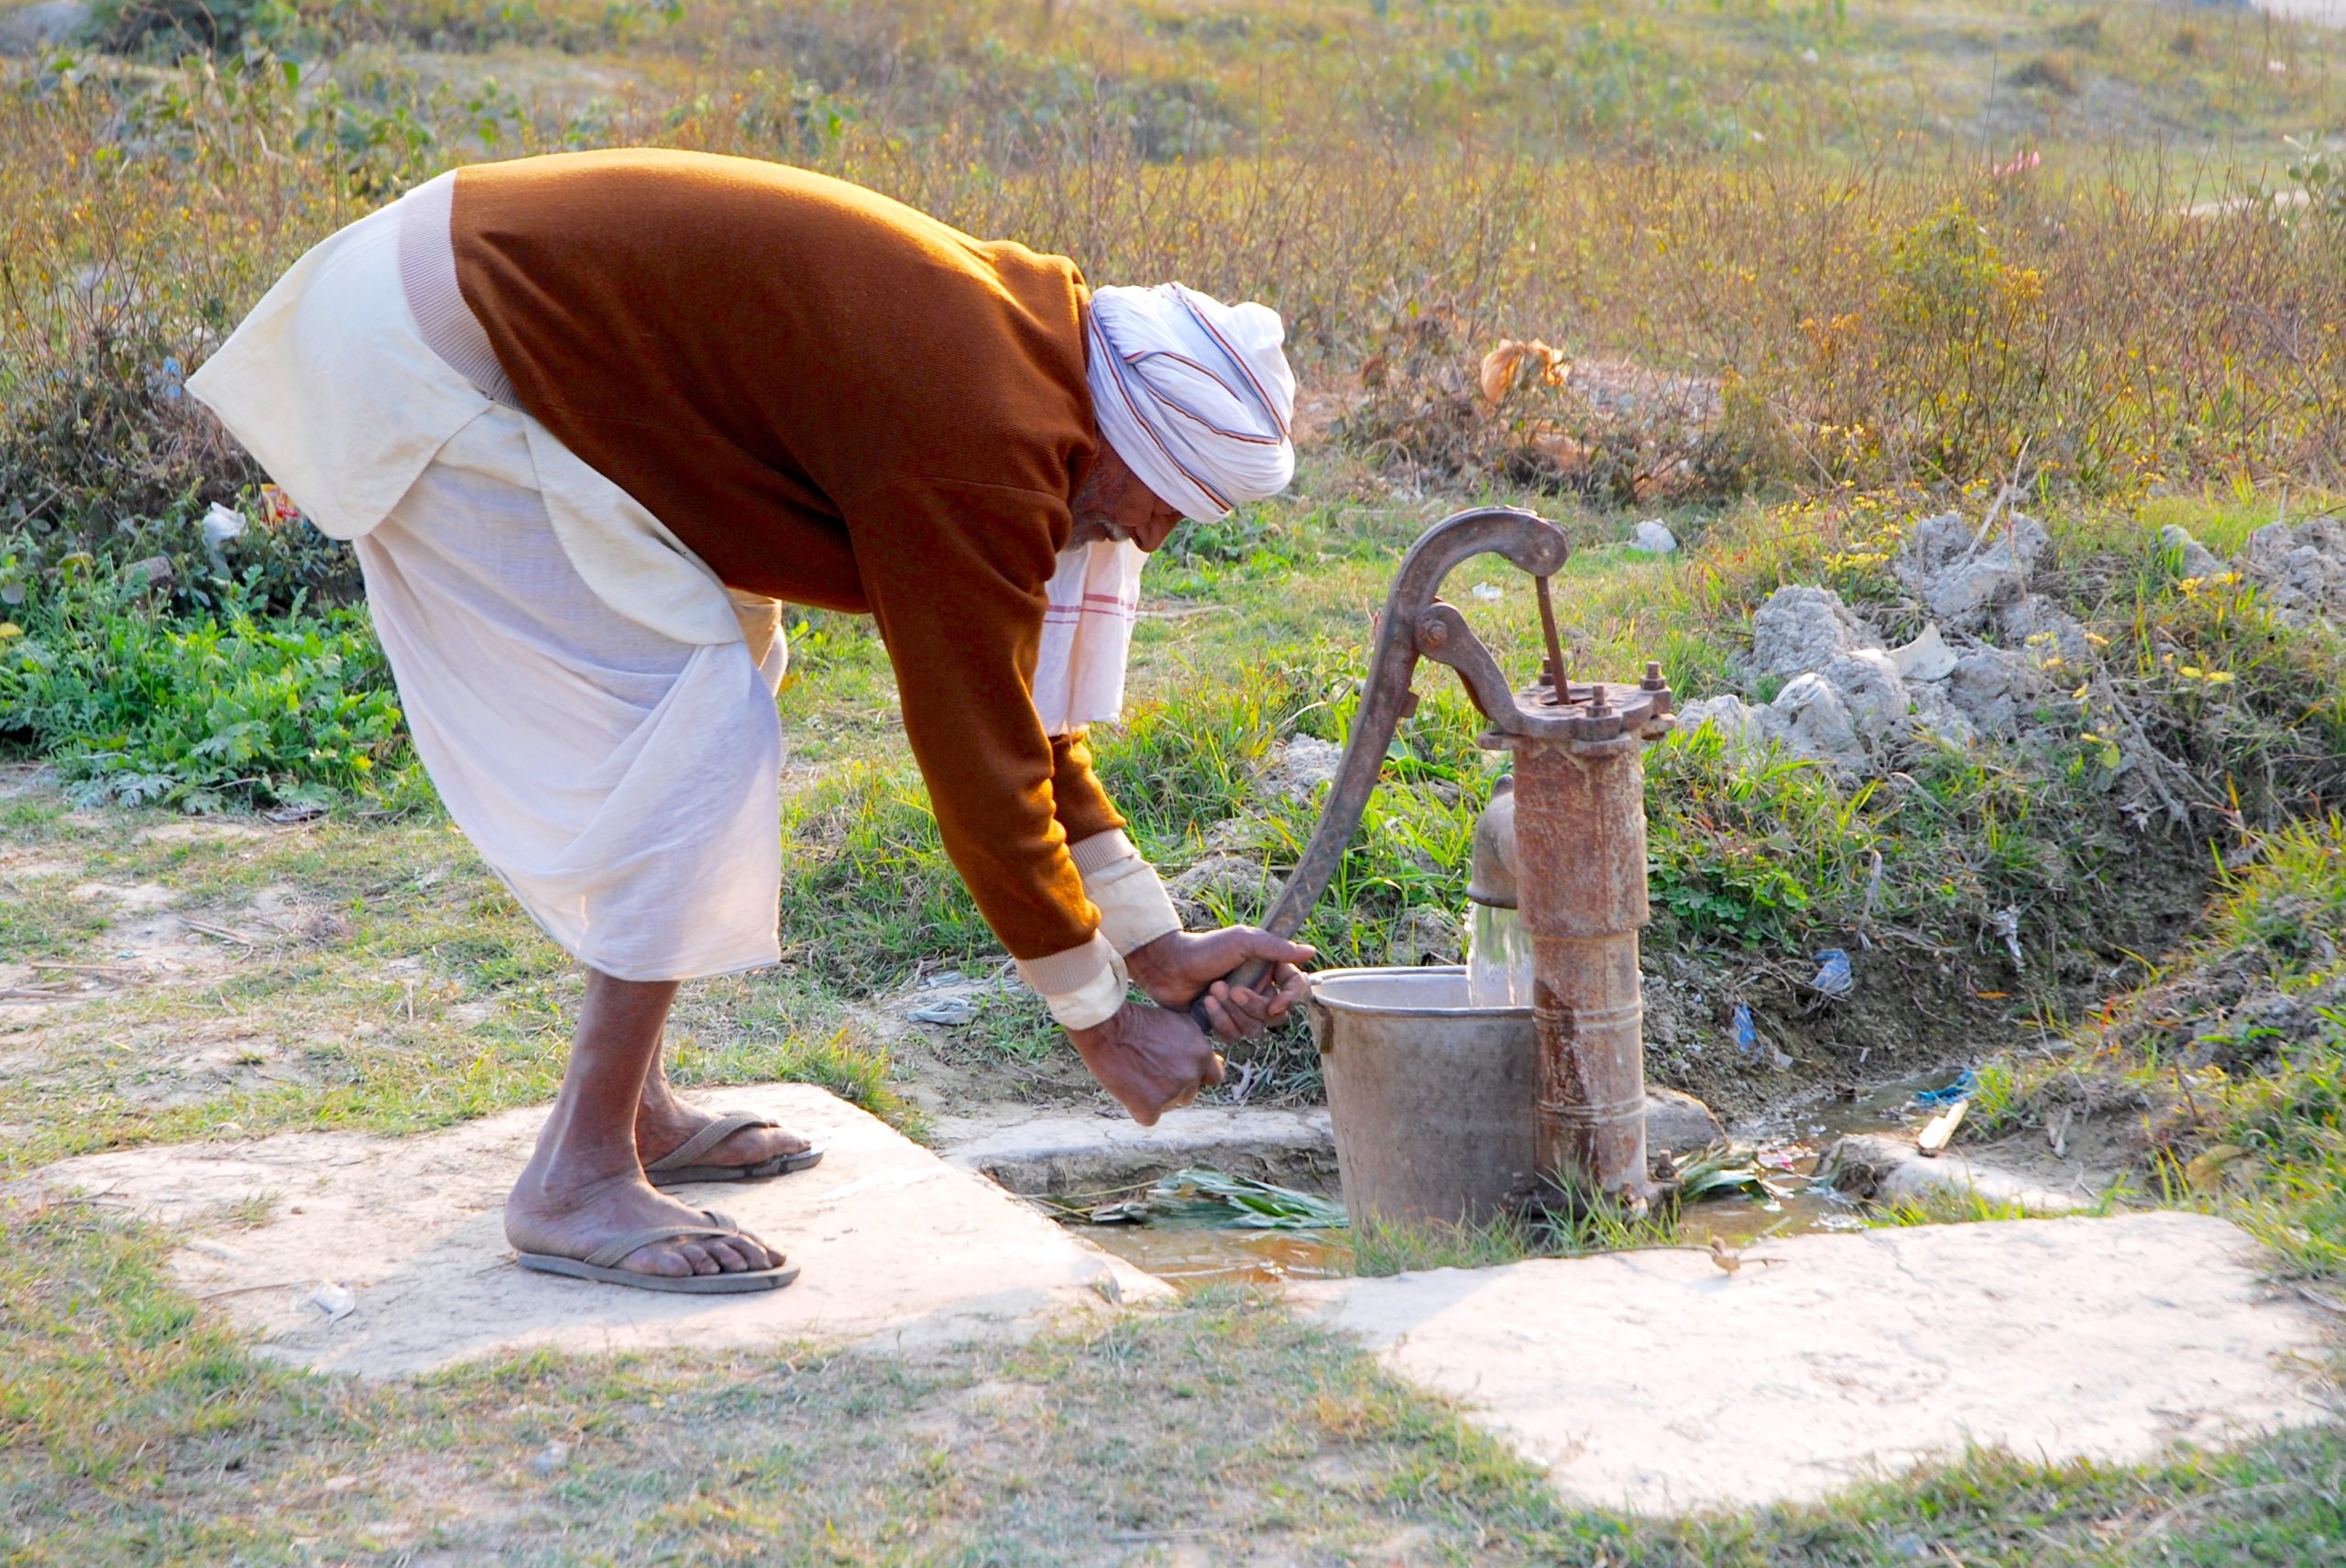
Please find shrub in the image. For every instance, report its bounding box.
[82,0,291,56]
[0,557,418,813]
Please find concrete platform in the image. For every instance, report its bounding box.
[1289,1212,2337,1514]
[25,1084,1167,1379]
[937,1104,1338,1196]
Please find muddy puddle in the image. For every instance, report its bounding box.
[1064,1071,1966,1291]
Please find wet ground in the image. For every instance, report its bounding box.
[1067,1070,1968,1289]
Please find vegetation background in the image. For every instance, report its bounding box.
[2,0,2343,1560]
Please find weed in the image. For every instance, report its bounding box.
[0,562,420,813]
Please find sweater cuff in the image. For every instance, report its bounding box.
[1072,831,1183,956]
[1040,958,1129,1031]
[1017,931,1130,1029]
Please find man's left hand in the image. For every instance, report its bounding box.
[1124,927,1314,1043]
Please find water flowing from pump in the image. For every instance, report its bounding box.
[1464,901,1536,1008]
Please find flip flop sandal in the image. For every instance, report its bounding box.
[516,1208,800,1294]
[644,1112,825,1188]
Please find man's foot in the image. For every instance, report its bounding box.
[506,1170,784,1278]
[636,1102,814,1177]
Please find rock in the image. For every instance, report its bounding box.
[1889,623,1959,684]
[1820,1132,2087,1213]
[1905,510,2049,629]
[1642,1086,1724,1157]
[1770,672,1866,768]
[123,554,175,592]
[1749,586,1884,678]
[1168,852,1269,925]
[1629,519,1678,554]
[1384,906,1460,966]
[1258,735,1343,803]
[1997,594,2092,672]
[1675,694,1781,758]
[2240,515,2346,624]
[1816,649,1908,755]
[2159,524,2222,581]
[1902,681,1979,747]
[1945,648,2046,737]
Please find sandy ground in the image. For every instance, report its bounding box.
[20,1083,1168,1379]
[1291,1212,2340,1513]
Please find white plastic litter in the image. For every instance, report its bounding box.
[201,502,247,572]
[310,1281,356,1321]
[1630,520,1678,554]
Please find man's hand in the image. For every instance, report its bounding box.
[1067,1001,1228,1125]
[1123,927,1314,1043]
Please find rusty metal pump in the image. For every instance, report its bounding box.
[1200,506,1673,1208]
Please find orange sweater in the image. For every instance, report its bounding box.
[451,149,1125,970]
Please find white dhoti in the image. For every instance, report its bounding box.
[357,408,786,980]
[190,176,789,981]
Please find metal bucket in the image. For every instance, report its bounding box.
[1305,966,1535,1225]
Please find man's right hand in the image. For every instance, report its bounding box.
[1066,1000,1227,1125]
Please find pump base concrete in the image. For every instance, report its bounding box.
[23,1084,1167,1380]
[1290,1212,2337,1514]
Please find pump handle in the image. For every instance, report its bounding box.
[1180,507,1569,1042]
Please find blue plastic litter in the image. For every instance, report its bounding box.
[1913,1069,1978,1108]
[1731,1003,1758,1057]
[1811,948,1855,997]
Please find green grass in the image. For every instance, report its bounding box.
[1974,814,2346,1285]
[4,1201,2341,1564]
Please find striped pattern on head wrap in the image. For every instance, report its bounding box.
[1084,283,1298,524]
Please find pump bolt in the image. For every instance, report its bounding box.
[1641,660,1665,691]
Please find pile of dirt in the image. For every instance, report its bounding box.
[1333,316,1737,504]
[1678,512,2084,776]
[2239,513,2346,624]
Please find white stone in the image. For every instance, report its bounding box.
[1257,734,1343,803]
[1817,648,1908,753]
[1629,519,1678,554]
[1906,511,2050,628]
[1822,1132,2091,1213]
[1771,671,1866,768]
[1675,694,1781,759]
[1749,586,1884,678]
[1290,1212,2331,1513]
[2242,515,2346,623]
[1946,648,2045,736]
[2160,524,2222,581]
[19,1084,1167,1380]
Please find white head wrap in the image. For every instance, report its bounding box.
[1084,283,1298,523]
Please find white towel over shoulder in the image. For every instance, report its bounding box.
[1031,538,1145,736]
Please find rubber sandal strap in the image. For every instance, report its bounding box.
[582,1223,735,1270]
[644,1113,776,1173]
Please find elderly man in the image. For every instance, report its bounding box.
[191,149,1312,1294]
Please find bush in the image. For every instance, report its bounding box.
[82,0,291,56]
[0,556,419,813]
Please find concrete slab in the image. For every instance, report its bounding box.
[25,1084,1168,1380]
[938,1104,1337,1196]
[933,1090,1721,1201]
[1290,1212,2338,1514]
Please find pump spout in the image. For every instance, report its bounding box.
[1465,774,1518,911]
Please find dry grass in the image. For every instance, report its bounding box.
[5,2,2346,567]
